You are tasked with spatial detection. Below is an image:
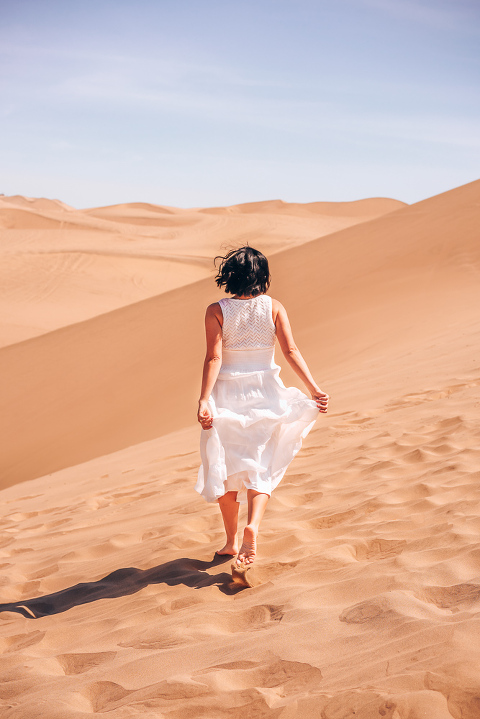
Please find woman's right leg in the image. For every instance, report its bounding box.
[236,489,269,565]
[217,491,240,555]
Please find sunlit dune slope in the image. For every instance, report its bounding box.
[0,195,404,347]
[0,181,478,488]
[1,371,480,716]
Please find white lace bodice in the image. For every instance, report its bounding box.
[218,295,276,350]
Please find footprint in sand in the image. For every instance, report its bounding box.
[4,630,46,652]
[57,651,116,675]
[235,604,284,631]
[194,657,322,695]
[355,538,407,561]
[339,597,392,624]
[307,509,356,530]
[422,583,480,610]
[81,681,132,713]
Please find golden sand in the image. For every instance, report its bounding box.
[0,181,479,718]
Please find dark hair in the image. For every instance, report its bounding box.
[215,246,271,297]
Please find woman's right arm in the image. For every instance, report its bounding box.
[273,299,329,413]
[197,303,223,429]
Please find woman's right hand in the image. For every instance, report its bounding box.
[197,400,213,430]
[312,388,329,413]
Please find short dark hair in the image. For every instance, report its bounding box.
[215,246,271,297]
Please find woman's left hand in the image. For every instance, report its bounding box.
[197,400,213,430]
[312,389,329,413]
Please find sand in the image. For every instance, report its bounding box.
[0,180,479,717]
[0,194,402,348]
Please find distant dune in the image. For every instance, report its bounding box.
[0,195,405,347]
[1,180,479,718]
[198,197,404,216]
[0,194,74,212]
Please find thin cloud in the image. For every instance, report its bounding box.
[47,73,480,151]
[358,0,480,34]
[0,39,289,91]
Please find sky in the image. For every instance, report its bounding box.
[1,0,479,208]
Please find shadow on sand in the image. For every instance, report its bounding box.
[0,554,246,619]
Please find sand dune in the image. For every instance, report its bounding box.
[84,201,179,216]
[0,180,479,717]
[198,197,402,216]
[0,195,405,347]
[0,180,477,488]
[0,364,479,716]
[0,195,74,213]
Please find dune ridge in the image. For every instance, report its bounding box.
[0,180,479,717]
[0,195,403,347]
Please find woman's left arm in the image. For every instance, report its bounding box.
[197,303,223,430]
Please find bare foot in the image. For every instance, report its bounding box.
[216,541,238,556]
[236,525,257,566]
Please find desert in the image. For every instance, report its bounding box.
[1,179,480,718]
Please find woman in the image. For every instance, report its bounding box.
[195,246,328,573]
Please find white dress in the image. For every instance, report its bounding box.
[195,295,319,503]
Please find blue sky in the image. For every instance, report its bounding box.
[1,0,478,208]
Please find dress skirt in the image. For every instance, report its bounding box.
[195,347,318,503]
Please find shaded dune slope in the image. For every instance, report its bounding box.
[0,196,403,347]
[0,181,478,488]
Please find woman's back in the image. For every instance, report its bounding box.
[218,295,275,350]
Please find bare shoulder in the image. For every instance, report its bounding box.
[270,297,287,324]
[270,297,285,312]
[206,301,221,312]
[206,302,223,325]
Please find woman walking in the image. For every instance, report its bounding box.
[195,246,328,575]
